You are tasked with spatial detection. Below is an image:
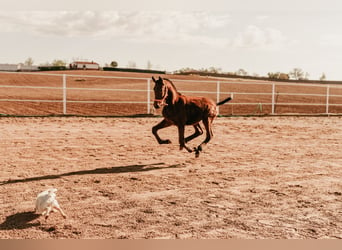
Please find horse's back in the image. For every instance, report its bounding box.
[181,96,218,123]
[187,96,216,112]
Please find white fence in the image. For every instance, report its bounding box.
[0,71,341,116]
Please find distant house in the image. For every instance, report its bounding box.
[70,61,100,70]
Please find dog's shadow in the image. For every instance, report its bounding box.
[0,211,40,230]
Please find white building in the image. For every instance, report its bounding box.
[70,61,100,70]
[0,64,18,71]
[0,64,39,72]
[18,64,39,71]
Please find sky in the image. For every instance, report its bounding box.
[1,0,342,80]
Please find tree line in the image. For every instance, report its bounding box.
[175,67,327,81]
[22,57,327,81]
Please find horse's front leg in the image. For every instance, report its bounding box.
[178,125,193,153]
[152,119,173,144]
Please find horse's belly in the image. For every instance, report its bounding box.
[185,103,216,125]
[185,110,204,125]
[185,119,201,125]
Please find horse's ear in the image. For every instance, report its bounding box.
[152,76,156,82]
[158,76,162,81]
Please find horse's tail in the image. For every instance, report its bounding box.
[216,97,232,106]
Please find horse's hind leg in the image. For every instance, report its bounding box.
[185,123,203,143]
[152,119,173,144]
[194,117,214,157]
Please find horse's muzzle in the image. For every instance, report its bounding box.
[154,100,167,109]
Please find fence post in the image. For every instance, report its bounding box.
[216,81,220,114]
[147,78,151,114]
[271,83,275,115]
[63,74,67,115]
[326,85,330,114]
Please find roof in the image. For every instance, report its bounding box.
[73,61,99,65]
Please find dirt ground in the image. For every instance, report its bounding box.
[0,116,341,239]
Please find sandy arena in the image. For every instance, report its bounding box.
[0,116,341,239]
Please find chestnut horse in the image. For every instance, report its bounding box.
[151,76,232,157]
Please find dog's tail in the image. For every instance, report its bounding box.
[216,97,232,106]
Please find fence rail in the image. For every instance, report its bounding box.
[0,71,341,116]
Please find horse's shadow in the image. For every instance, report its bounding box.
[0,162,181,185]
[0,211,40,230]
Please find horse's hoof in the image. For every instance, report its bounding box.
[181,146,193,153]
[193,146,201,157]
[160,139,171,144]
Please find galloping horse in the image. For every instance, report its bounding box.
[151,76,232,157]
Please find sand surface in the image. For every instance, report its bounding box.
[0,116,341,239]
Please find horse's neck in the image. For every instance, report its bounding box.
[166,82,180,105]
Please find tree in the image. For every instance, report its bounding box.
[268,72,289,80]
[146,60,152,70]
[127,61,137,68]
[208,67,222,74]
[289,68,304,80]
[51,59,66,67]
[304,72,310,80]
[174,67,197,74]
[320,73,326,81]
[236,68,248,76]
[24,57,34,66]
[110,61,118,68]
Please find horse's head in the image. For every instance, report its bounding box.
[152,76,168,109]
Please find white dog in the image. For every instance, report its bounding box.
[35,188,66,219]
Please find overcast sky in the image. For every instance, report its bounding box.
[1,0,342,80]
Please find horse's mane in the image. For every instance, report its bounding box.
[163,78,182,95]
